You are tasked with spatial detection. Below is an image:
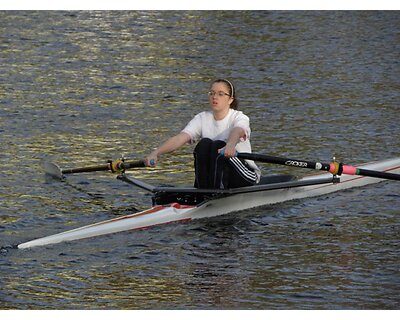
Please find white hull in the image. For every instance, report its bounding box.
[18,158,400,249]
[187,158,400,219]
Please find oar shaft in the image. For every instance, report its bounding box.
[237,152,400,181]
[122,160,146,170]
[343,166,400,181]
[62,164,109,174]
[237,152,331,171]
[61,160,145,175]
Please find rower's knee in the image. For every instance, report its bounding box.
[194,138,213,155]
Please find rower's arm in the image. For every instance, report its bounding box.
[224,127,246,157]
[145,132,191,166]
[155,132,191,155]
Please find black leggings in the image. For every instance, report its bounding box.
[193,138,258,189]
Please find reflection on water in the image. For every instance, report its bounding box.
[0,11,399,309]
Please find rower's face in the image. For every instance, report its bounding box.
[208,82,233,111]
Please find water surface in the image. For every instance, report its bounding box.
[0,11,399,309]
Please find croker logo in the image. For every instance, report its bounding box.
[285,160,308,167]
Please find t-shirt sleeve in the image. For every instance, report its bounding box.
[181,113,202,143]
[233,112,251,141]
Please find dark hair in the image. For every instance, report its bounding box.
[213,79,239,110]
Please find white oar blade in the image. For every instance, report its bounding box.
[42,161,64,180]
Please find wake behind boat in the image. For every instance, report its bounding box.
[17,156,400,249]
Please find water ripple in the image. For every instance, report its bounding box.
[0,11,399,309]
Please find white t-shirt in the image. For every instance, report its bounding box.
[182,109,261,182]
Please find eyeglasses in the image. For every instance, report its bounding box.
[208,91,231,98]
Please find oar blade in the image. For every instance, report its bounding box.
[42,161,65,180]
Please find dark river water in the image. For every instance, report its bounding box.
[0,11,399,309]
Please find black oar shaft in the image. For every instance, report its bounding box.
[122,160,146,170]
[61,160,145,175]
[356,168,400,181]
[62,164,109,174]
[237,152,331,171]
[237,152,400,181]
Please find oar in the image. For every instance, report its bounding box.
[236,152,400,181]
[43,159,146,180]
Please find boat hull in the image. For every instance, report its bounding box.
[187,158,400,219]
[17,204,194,249]
[18,157,400,249]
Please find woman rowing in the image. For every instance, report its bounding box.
[145,79,261,189]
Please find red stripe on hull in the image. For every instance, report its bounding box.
[129,217,193,232]
[91,203,195,227]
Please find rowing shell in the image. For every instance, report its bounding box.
[18,157,400,249]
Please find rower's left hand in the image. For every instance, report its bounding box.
[219,144,236,158]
